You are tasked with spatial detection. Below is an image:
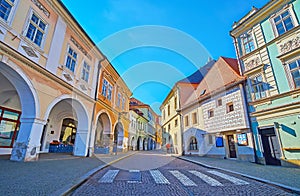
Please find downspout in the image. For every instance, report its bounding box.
[87,57,104,157]
[230,33,258,163]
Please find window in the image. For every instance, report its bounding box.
[0,0,15,21]
[122,97,125,110]
[25,12,47,47]
[175,119,178,127]
[240,31,255,54]
[227,102,234,113]
[65,47,77,72]
[189,137,198,151]
[117,93,121,107]
[101,79,108,97]
[174,97,177,110]
[217,99,222,107]
[0,106,21,148]
[168,124,170,131]
[107,84,112,101]
[250,75,267,100]
[81,62,90,82]
[184,116,189,127]
[273,10,294,36]
[167,105,170,116]
[208,109,214,118]
[288,59,300,88]
[192,112,197,124]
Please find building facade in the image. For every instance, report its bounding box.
[130,98,159,151]
[160,60,215,154]
[93,58,131,154]
[0,0,128,161]
[181,57,254,161]
[231,0,300,166]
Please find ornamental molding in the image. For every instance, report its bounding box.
[31,0,50,18]
[70,37,92,60]
[279,35,300,55]
[244,55,262,72]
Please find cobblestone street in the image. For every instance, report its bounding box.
[72,151,293,196]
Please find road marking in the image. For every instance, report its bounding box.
[189,170,223,186]
[98,170,119,183]
[150,170,170,184]
[170,170,197,186]
[207,170,249,185]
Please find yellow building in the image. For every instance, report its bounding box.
[93,58,132,154]
[0,0,128,161]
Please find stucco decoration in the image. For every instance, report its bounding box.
[21,45,38,58]
[279,35,300,55]
[244,56,261,72]
[31,0,50,18]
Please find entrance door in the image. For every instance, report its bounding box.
[227,135,237,158]
[259,128,281,166]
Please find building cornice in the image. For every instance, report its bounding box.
[230,0,290,36]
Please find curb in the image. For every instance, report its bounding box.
[176,156,300,195]
[59,151,139,196]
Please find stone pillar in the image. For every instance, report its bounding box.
[10,118,46,161]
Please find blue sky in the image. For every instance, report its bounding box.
[61,0,269,114]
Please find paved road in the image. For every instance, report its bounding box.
[72,151,292,196]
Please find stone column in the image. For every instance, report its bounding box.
[10,118,46,161]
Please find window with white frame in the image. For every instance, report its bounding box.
[240,31,255,54]
[122,97,125,110]
[101,79,108,97]
[117,93,121,107]
[0,0,15,21]
[250,74,267,100]
[101,79,113,101]
[25,12,47,47]
[273,10,295,36]
[287,59,300,88]
[107,84,112,101]
[65,47,77,72]
[81,62,90,82]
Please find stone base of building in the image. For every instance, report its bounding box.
[281,159,300,167]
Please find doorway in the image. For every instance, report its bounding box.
[259,127,281,166]
[227,135,237,158]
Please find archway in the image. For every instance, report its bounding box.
[42,97,89,156]
[130,136,135,150]
[0,62,41,161]
[143,138,147,151]
[94,113,111,154]
[137,136,142,151]
[114,122,124,151]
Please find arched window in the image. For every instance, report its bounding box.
[189,137,198,151]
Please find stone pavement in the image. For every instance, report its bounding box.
[177,155,300,194]
[0,151,137,196]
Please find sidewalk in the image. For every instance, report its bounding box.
[178,155,300,194]
[0,151,137,196]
